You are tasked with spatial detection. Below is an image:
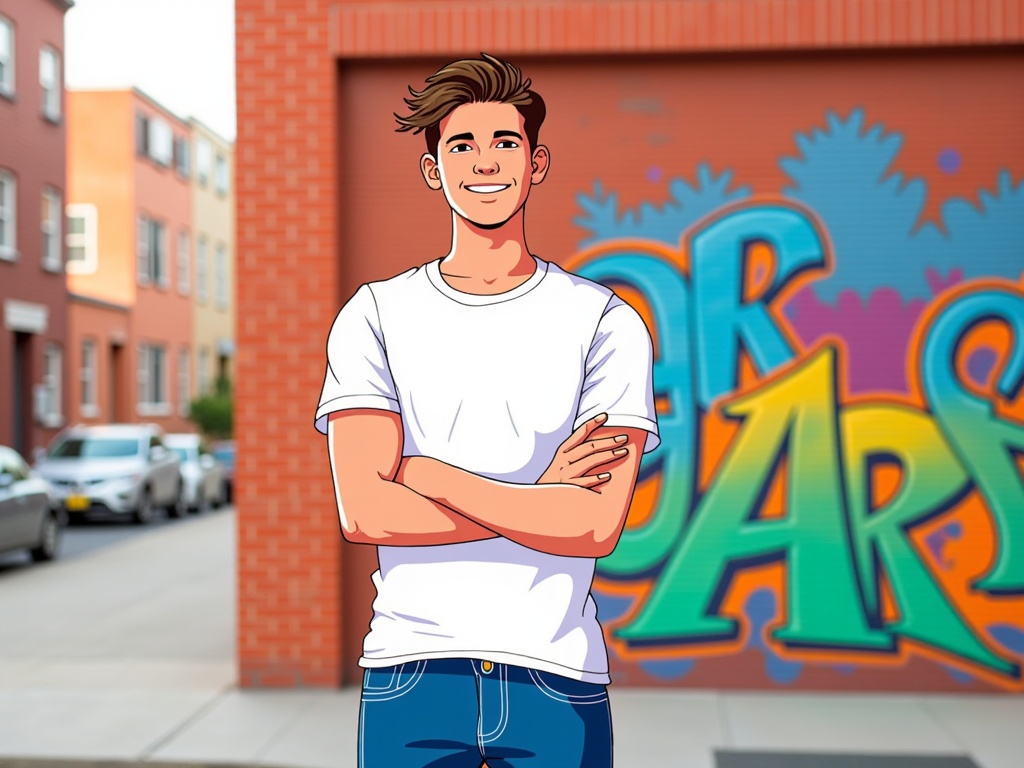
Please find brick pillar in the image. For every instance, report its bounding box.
[235,0,342,687]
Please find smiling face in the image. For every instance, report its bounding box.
[421,101,550,229]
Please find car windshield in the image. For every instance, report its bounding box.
[211,447,234,465]
[49,437,141,459]
[170,447,194,462]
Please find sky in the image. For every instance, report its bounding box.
[64,0,236,140]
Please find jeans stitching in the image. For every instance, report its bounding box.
[527,668,609,704]
[361,660,425,702]
[363,665,398,691]
[480,664,509,743]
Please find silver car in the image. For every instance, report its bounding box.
[164,433,227,512]
[0,445,63,563]
[35,424,184,524]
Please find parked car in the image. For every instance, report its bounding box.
[34,424,184,524]
[0,445,63,563]
[209,439,235,504]
[164,433,226,512]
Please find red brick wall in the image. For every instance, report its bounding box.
[235,0,1024,689]
[235,0,343,687]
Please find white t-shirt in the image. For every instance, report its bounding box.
[315,256,659,684]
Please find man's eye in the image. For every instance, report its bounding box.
[449,143,473,153]
[496,140,519,149]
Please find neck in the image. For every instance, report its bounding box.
[441,207,536,281]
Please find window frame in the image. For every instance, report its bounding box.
[0,15,15,99]
[177,228,190,295]
[196,235,208,303]
[178,346,190,417]
[137,342,171,417]
[0,168,16,260]
[214,242,228,308]
[65,203,98,275]
[80,338,98,419]
[41,187,62,271]
[38,343,64,428]
[39,45,60,122]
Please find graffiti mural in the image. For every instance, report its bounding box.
[568,109,1024,691]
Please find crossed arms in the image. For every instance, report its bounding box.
[326,409,645,558]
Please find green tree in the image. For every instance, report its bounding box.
[189,376,233,439]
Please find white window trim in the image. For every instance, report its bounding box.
[0,168,16,260]
[177,229,190,295]
[215,153,229,195]
[137,342,170,415]
[137,214,168,287]
[37,344,64,428]
[196,236,208,303]
[214,242,227,308]
[0,16,15,99]
[198,346,210,396]
[196,138,212,186]
[178,347,190,417]
[41,187,62,271]
[39,45,60,122]
[65,203,98,275]
[80,338,98,418]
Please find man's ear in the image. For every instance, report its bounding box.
[421,153,443,190]
[530,145,550,186]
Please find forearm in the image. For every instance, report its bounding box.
[398,457,615,557]
[338,475,497,546]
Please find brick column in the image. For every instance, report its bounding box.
[235,0,342,687]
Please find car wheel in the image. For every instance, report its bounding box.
[30,513,62,562]
[134,487,155,525]
[167,481,187,519]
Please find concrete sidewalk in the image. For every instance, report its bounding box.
[0,510,1021,768]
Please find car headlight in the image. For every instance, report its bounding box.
[106,473,143,485]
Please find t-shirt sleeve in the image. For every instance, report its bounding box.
[313,284,400,435]
[575,295,660,453]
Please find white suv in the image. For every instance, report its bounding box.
[35,424,184,524]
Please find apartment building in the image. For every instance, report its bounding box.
[189,119,235,398]
[0,0,72,457]
[66,89,193,432]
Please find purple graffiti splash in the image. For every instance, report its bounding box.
[924,521,964,570]
[646,166,663,184]
[938,148,962,175]
[745,589,803,684]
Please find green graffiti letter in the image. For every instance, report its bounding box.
[619,345,888,650]
[843,404,1019,677]
[921,287,1024,594]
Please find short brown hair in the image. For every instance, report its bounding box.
[395,53,546,158]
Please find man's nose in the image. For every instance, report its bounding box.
[473,160,499,175]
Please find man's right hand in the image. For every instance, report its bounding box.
[537,413,630,489]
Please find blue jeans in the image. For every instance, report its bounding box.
[358,658,613,767]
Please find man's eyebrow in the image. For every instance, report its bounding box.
[493,130,523,140]
[446,132,475,145]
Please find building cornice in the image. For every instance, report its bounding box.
[328,0,1024,58]
[69,293,131,313]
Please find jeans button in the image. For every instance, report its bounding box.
[481,661,493,674]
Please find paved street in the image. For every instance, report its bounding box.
[0,509,1021,768]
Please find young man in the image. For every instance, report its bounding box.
[315,54,659,768]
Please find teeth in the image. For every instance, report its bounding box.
[466,184,509,193]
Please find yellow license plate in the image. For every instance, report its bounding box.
[65,494,90,511]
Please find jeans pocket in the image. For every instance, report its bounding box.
[526,668,609,704]
[361,661,426,701]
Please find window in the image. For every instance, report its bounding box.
[137,214,168,287]
[135,112,149,156]
[215,153,228,195]
[174,135,190,179]
[137,343,169,415]
[39,46,60,121]
[178,347,190,417]
[0,169,14,258]
[66,203,98,274]
[198,347,210,396]
[196,138,212,186]
[215,243,227,308]
[80,339,98,418]
[41,188,62,271]
[148,117,173,166]
[0,16,14,98]
[196,235,208,303]
[38,344,63,427]
[177,229,190,294]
